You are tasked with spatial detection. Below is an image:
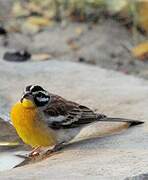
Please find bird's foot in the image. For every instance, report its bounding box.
[28,146,41,157]
[15,147,41,159]
[14,144,64,168]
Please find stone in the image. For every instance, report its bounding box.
[0,59,148,179]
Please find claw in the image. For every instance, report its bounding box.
[28,146,41,157]
[28,151,40,157]
[14,144,64,168]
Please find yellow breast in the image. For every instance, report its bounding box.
[10,102,57,147]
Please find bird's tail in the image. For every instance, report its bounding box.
[98,117,144,127]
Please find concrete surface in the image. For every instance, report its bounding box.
[0,59,148,179]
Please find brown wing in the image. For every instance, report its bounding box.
[44,94,106,129]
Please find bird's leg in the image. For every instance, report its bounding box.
[44,142,64,156]
[15,143,65,167]
[28,146,42,157]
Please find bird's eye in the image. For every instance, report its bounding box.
[34,92,50,107]
[37,92,43,97]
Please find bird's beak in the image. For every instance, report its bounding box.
[20,93,30,103]
[20,93,35,108]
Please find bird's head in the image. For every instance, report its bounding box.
[21,85,50,109]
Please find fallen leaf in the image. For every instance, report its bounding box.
[132,42,148,60]
[22,16,50,33]
[32,53,52,61]
[27,16,50,27]
[137,1,148,33]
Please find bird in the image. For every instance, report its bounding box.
[10,85,144,157]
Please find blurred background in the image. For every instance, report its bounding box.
[0,0,148,78]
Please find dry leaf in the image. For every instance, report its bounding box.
[32,53,52,61]
[27,17,50,27]
[137,1,148,33]
[132,42,148,60]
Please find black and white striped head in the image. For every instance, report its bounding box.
[21,85,50,108]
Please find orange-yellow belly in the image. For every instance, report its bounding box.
[10,102,57,147]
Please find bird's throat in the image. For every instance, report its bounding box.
[22,98,36,108]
